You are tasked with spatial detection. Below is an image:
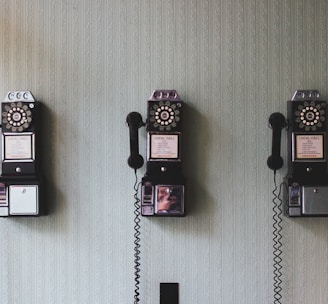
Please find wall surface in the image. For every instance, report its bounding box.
[0,0,328,303]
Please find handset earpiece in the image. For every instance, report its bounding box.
[267,112,287,171]
[126,111,144,170]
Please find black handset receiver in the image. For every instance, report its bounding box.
[126,111,144,170]
[267,112,287,171]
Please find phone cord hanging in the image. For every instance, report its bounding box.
[133,169,141,304]
[272,171,283,304]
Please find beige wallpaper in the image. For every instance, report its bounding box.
[0,0,328,303]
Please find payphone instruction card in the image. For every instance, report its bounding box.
[295,135,324,159]
[4,135,33,160]
[150,134,179,159]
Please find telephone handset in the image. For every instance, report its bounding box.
[127,90,185,216]
[268,90,328,216]
[0,91,44,217]
[267,112,287,171]
[126,112,145,170]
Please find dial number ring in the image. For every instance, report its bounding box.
[3,102,32,132]
[150,101,180,131]
[295,102,326,131]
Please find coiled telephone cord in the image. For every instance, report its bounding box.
[133,170,141,304]
[272,172,284,304]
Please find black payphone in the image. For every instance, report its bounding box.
[0,91,44,217]
[127,90,185,304]
[127,90,185,217]
[268,90,328,217]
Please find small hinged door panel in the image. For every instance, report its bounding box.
[9,185,38,215]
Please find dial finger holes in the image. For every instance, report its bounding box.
[154,104,175,126]
[3,102,32,131]
[299,105,322,128]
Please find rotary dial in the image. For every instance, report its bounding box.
[149,101,181,131]
[295,101,326,131]
[2,102,32,132]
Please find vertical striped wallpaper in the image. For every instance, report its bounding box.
[0,0,327,303]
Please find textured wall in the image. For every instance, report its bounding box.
[0,0,328,303]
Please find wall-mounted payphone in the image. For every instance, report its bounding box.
[268,90,328,217]
[127,90,185,217]
[127,90,185,303]
[0,91,44,217]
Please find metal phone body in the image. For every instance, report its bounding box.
[0,91,44,217]
[285,90,328,217]
[141,90,185,216]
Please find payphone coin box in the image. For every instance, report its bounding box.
[0,91,44,217]
[0,184,39,216]
[0,181,43,217]
[287,185,328,216]
[141,183,185,216]
[9,185,39,215]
